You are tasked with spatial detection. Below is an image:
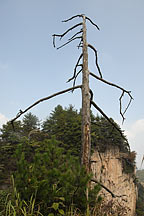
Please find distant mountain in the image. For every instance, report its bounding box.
[136,170,144,215]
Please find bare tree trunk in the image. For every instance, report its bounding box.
[81,15,91,174]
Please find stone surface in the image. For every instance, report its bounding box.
[91,147,137,216]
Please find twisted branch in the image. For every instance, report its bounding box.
[72,68,83,89]
[88,44,102,78]
[57,36,82,50]
[90,72,130,93]
[68,30,83,41]
[10,85,82,124]
[120,91,125,123]
[67,54,83,83]
[62,15,100,31]
[78,39,83,49]
[86,16,100,30]
[62,14,83,22]
[122,93,133,117]
[90,72,133,122]
[119,91,133,124]
[52,23,82,47]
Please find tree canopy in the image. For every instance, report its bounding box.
[0,105,132,187]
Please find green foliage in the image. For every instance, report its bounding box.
[121,151,136,174]
[0,190,9,215]
[42,105,82,157]
[0,105,135,215]
[136,182,144,216]
[13,136,101,215]
[0,113,40,186]
[136,170,144,215]
[0,121,23,186]
[0,105,134,191]
[91,116,129,153]
[22,112,40,136]
[0,121,22,144]
[42,105,130,157]
[1,177,43,216]
[136,169,144,182]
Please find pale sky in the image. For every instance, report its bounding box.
[0,0,144,168]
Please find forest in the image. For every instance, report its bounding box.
[0,105,142,216]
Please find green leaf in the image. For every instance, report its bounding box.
[58,209,65,215]
[52,202,59,211]
[48,213,54,216]
[59,197,65,201]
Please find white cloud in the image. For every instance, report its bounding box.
[125,119,144,139]
[123,119,144,169]
[0,113,8,128]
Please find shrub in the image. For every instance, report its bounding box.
[13,137,101,215]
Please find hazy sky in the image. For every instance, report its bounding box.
[0,0,144,168]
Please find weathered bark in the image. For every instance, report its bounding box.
[81,15,91,174]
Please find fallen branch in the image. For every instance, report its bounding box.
[10,85,82,124]
[88,44,102,78]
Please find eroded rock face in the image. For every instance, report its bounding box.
[91,148,137,216]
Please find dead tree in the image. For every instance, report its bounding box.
[10,14,133,199]
[52,14,133,174]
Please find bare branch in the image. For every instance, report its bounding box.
[52,23,82,47]
[91,179,127,198]
[90,72,132,94]
[90,89,94,107]
[53,35,56,48]
[88,44,103,78]
[10,85,82,124]
[90,72,133,122]
[122,93,133,116]
[119,91,133,124]
[57,36,82,50]
[119,91,125,123]
[62,14,83,22]
[86,16,100,30]
[68,30,83,41]
[72,68,83,90]
[78,39,83,49]
[67,53,83,83]
[91,100,129,144]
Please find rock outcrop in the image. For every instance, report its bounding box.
[91,147,137,216]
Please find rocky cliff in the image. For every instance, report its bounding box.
[91,147,137,216]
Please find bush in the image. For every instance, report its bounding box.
[13,137,101,215]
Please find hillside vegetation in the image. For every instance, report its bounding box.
[136,169,144,183]
[0,105,136,215]
[136,170,144,215]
